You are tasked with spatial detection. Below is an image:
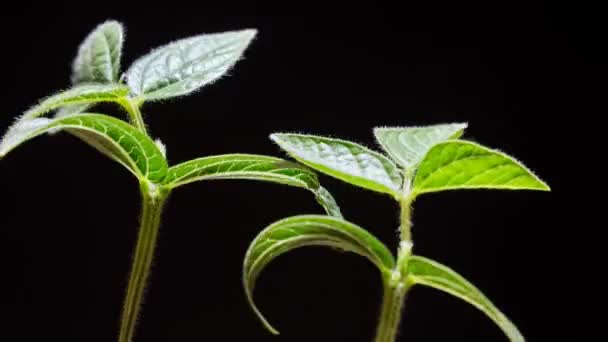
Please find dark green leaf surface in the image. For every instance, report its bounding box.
[270,133,403,198]
[374,123,467,170]
[165,154,342,217]
[126,29,256,100]
[408,256,524,342]
[72,21,124,84]
[243,215,394,334]
[413,140,550,194]
[0,114,167,182]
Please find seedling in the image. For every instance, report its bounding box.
[0,21,341,342]
[243,126,550,341]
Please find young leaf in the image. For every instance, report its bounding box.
[126,29,256,101]
[20,84,129,120]
[408,256,524,342]
[164,154,342,217]
[413,140,550,195]
[72,21,124,84]
[243,215,395,334]
[270,133,403,198]
[0,114,167,183]
[374,123,467,170]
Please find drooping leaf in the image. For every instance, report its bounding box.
[164,154,342,217]
[408,256,524,342]
[374,123,467,170]
[314,185,342,218]
[413,140,550,195]
[0,114,167,183]
[19,84,129,120]
[72,21,124,84]
[243,215,394,334]
[270,133,403,198]
[126,29,256,101]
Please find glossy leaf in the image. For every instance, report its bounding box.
[270,133,403,198]
[20,84,129,120]
[72,21,124,84]
[413,140,550,194]
[408,256,524,342]
[243,215,395,334]
[0,114,167,182]
[164,154,342,217]
[374,123,467,169]
[126,29,256,101]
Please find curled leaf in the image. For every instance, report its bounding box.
[408,256,525,342]
[164,154,342,217]
[243,215,394,334]
[0,113,167,183]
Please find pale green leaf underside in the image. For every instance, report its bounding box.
[374,123,467,170]
[408,256,524,342]
[413,140,550,194]
[55,103,95,118]
[164,154,342,217]
[270,133,403,197]
[21,84,129,120]
[126,29,256,100]
[0,114,167,183]
[72,20,124,84]
[243,215,394,334]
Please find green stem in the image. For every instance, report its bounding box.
[399,178,413,242]
[374,176,415,342]
[374,272,408,342]
[119,97,147,135]
[118,181,168,342]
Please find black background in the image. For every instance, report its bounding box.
[0,3,592,342]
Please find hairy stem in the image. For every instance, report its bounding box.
[399,178,413,242]
[119,97,147,135]
[118,182,168,342]
[374,176,415,342]
[374,273,408,342]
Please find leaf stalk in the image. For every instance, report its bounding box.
[119,97,148,135]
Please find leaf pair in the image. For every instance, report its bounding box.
[243,215,523,341]
[71,20,256,102]
[1,21,343,217]
[243,124,549,341]
[270,124,549,201]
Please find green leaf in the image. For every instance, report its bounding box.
[164,154,342,217]
[72,20,124,84]
[270,133,403,198]
[243,215,394,334]
[0,114,167,183]
[20,84,129,120]
[55,103,95,118]
[408,256,524,342]
[314,186,342,218]
[374,123,467,170]
[413,140,550,194]
[126,29,256,101]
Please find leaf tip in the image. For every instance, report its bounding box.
[241,28,258,39]
[269,133,285,143]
